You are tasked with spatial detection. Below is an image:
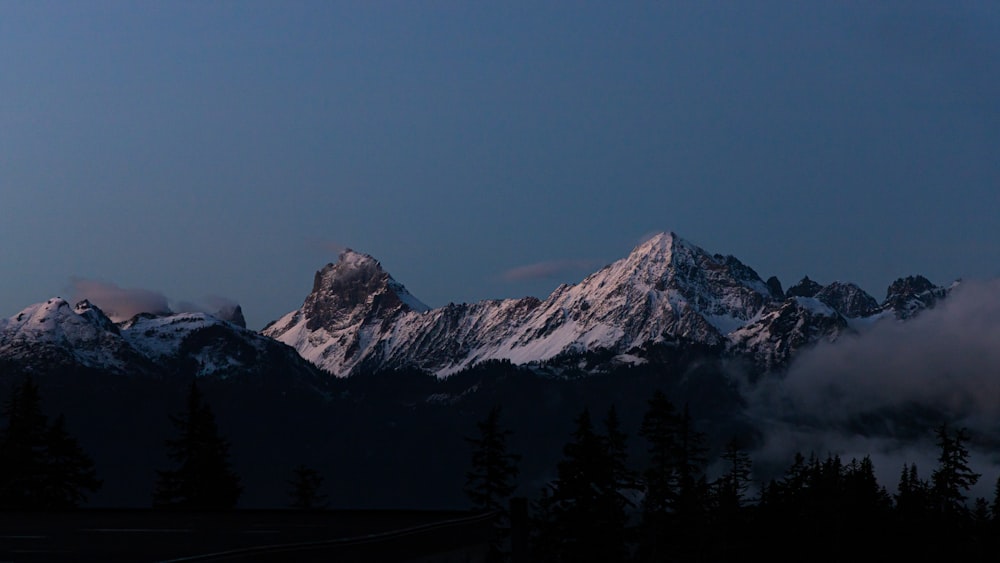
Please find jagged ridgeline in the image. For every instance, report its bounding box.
[263,231,953,378]
[0,232,957,508]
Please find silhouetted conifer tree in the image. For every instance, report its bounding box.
[896,462,930,522]
[636,393,708,562]
[287,464,327,510]
[638,390,679,519]
[673,403,708,519]
[465,405,520,562]
[973,497,991,525]
[534,407,627,563]
[713,437,753,514]
[41,414,103,508]
[930,423,980,519]
[153,381,242,509]
[603,405,638,511]
[0,377,101,509]
[707,437,754,560]
[465,405,520,514]
[991,474,1000,523]
[843,456,892,516]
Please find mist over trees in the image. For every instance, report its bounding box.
[0,364,997,563]
[462,388,1000,562]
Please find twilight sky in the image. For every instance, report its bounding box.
[2,2,999,330]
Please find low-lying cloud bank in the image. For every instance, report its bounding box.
[744,278,1000,498]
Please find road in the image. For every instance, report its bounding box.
[0,509,496,562]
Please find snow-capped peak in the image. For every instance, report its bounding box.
[263,231,786,377]
[0,297,137,371]
[258,231,965,378]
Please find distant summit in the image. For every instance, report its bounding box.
[0,297,323,386]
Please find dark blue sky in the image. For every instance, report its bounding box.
[2,1,998,329]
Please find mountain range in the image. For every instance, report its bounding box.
[262,231,954,378]
[1,232,953,383]
[0,231,962,509]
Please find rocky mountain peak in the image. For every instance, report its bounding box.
[885,275,935,301]
[787,276,824,298]
[302,249,428,332]
[618,232,767,293]
[884,275,948,319]
[73,299,120,334]
[213,304,247,328]
[765,276,785,299]
[815,282,880,318]
[616,232,682,284]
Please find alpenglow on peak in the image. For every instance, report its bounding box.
[261,231,952,378]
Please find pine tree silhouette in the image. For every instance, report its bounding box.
[465,405,520,563]
[287,464,328,510]
[41,414,103,508]
[153,381,242,509]
[465,405,520,514]
[638,389,680,519]
[713,437,753,514]
[0,376,101,509]
[930,422,980,519]
[534,407,628,563]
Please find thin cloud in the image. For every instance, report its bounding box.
[174,294,240,314]
[69,279,171,322]
[70,280,242,323]
[502,259,604,282]
[306,238,348,256]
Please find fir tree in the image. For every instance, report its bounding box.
[842,456,892,516]
[636,390,680,563]
[464,405,520,514]
[535,407,627,563]
[638,389,679,518]
[973,497,991,525]
[991,474,1000,523]
[40,414,103,508]
[0,377,101,509]
[930,423,980,519]
[673,403,708,519]
[153,381,242,509]
[0,376,48,508]
[464,405,520,563]
[707,437,754,559]
[287,464,327,510]
[895,463,930,523]
[603,405,638,511]
[713,437,753,514]
[601,406,636,556]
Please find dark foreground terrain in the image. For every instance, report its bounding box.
[0,509,496,562]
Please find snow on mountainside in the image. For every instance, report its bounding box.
[0,298,147,373]
[1,232,956,381]
[264,232,952,378]
[0,298,320,382]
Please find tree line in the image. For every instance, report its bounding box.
[464,390,1000,562]
[0,376,326,511]
[6,373,1000,561]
